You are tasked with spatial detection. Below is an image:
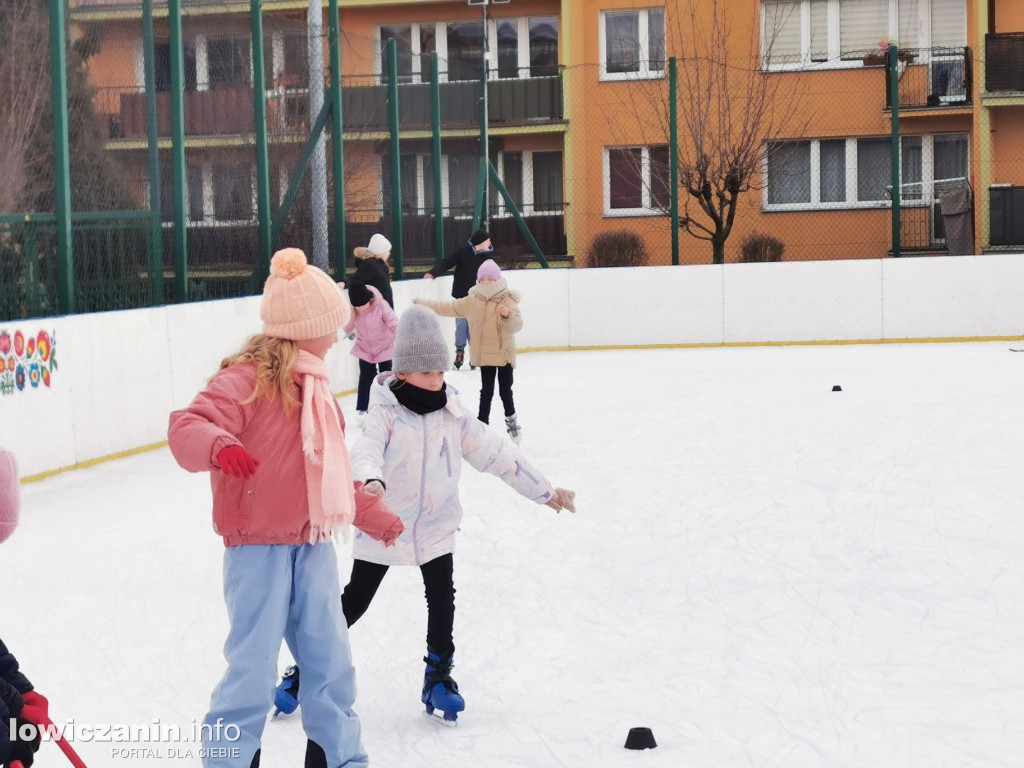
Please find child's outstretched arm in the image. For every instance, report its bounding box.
[167,367,255,473]
[413,295,471,318]
[460,418,575,512]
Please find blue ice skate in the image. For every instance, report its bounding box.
[272,665,300,718]
[422,648,465,726]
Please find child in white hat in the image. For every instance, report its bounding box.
[349,233,394,308]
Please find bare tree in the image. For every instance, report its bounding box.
[608,0,809,264]
[0,0,49,213]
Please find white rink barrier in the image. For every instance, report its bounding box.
[2,253,1022,478]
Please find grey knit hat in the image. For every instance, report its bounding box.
[393,305,451,373]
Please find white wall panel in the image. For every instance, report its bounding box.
[724,260,885,343]
[8,254,1024,477]
[67,308,175,468]
[882,254,1024,339]
[568,265,725,347]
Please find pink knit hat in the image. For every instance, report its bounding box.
[477,259,501,282]
[0,448,20,544]
[261,248,351,340]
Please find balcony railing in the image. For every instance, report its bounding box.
[106,72,564,141]
[885,47,972,110]
[985,33,1024,92]
[342,72,565,132]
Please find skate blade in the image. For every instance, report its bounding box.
[424,710,458,727]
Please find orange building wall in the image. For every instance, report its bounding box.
[991,107,1024,185]
[993,0,1024,33]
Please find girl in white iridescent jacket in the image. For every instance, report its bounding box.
[347,305,575,724]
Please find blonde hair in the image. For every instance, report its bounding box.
[214,334,300,416]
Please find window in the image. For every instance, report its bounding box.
[764,133,966,210]
[529,17,559,77]
[601,8,665,80]
[282,34,309,82]
[447,22,484,82]
[212,164,253,221]
[839,0,888,60]
[381,155,419,214]
[159,164,204,221]
[532,151,564,212]
[761,0,965,69]
[379,25,414,82]
[604,146,670,215]
[207,38,250,89]
[492,150,564,216]
[497,20,519,78]
[819,139,846,202]
[155,42,197,92]
[376,19,559,83]
[767,141,811,204]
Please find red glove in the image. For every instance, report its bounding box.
[380,518,404,548]
[217,445,259,478]
[20,690,49,726]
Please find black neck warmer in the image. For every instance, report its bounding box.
[390,379,448,415]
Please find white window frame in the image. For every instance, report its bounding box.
[760,0,966,72]
[762,133,967,212]
[602,145,668,217]
[599,8,666,82]
[375,18,559,84]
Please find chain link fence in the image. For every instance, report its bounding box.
[3,2,1023,321]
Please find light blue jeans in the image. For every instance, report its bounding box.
[203,543,367,767]
[455,316,470,349]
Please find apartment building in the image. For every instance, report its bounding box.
[69,0,1024,270]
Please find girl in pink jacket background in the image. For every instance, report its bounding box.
[168,248,403,768]
[344,281,398,422]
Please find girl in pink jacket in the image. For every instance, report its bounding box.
[344,282,398,419]
[168,248,403,768]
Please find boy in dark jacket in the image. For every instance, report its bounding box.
[423,229,494,369]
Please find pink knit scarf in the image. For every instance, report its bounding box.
[294,351,354,542]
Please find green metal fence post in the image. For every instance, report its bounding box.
[142,0,163,304]
[48,0,74,314]
[669,56,680,266]
[328,0,346,280]
[387,38,404,278]
[472,156,486,232]
[888,43,901,258]
[251,0,273,286]
[168,0,188,301]
[431,52,444,262]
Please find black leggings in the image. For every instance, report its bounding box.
[342,554,456,656]
[478,364,515,423]
[356,358,392,412]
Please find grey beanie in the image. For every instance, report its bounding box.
[392,305,451,373]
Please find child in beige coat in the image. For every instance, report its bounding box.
[414,259,525,442]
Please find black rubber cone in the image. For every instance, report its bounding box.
[624,727,658,750]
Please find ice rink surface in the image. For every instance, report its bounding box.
[5,342,1023,767]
